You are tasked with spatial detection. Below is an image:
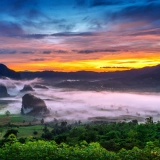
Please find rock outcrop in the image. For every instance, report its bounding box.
[0,83,10,97]
[20,84,34,92]
[21,94,50,115]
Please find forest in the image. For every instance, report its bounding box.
[0,117,160,159]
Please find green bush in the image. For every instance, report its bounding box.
[0,140,116,160]
[0,140,160,160]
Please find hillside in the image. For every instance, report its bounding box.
[20,65,160,80]
[0,64,21,79]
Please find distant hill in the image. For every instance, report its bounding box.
[1,63,160,81]
[20,65,160,80]
[19,64,160,92]
[0,64,21,79]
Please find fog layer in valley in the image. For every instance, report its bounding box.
[0,78,160,122]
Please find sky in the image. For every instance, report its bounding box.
[0,0,160,72]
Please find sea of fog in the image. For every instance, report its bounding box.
[0,78,160,122]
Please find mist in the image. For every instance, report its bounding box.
[0,78,160,122]
[0,78,42,96]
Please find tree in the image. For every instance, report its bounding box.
[41,118,44,125]
[145,117,153,124]
[4,129,19,138]
[43,124,49,133]
[33,131,38,135]
[61,121,67,127]
[5,110,10,117]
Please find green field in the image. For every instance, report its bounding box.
[0,114,43,124]
[0,125,45,139]
[10,114,35,123]
[0,124,54,139]
[0,114,51,139]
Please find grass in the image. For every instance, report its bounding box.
[0,116,11,125]
[16,125,46,138]
[0,124,53,139]
[0,114,51,139]
[10,114,34,123]
[0,114,43,124]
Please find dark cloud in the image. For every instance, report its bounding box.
[75,0,127,7]
[0,49,36,54]
[90,0,125,7]
[76,0,86,6]
[0,21,24,37]
[130,28,160,36]
[112,2,160,22]
[5,0,38,14]
[9,0,38,11]
[146,0,159,2]
[42,50,68,54]
[21,51,35,54]
[88,0,159,7]
[0,49,17,54]
[26,9,49,20]
[76,49,120,54]
[22,18,67,32]
[0,0,73,33]
[54,50,68,53]
[0,0,40,19]
[51,32,96,37]
[100,66,132,69]
[31,58,45,61]
[57,23,76,31]
[23,34,48,39]
[43,51,52,54]
[21,32,96,39]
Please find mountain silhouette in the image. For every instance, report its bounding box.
[20,64,160,80]
[1,63,160,80]
[0,63,21,79]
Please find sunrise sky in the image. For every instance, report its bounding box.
[0,0,160,72]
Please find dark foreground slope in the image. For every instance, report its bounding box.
[0,64,21,79]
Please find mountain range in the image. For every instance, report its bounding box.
[1,63,160,91]
[0,63,160,81]
[20,64,160,80]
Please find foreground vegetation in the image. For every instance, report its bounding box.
[1,115,160,159]
[33,117,160,152]
[0,135,160,160]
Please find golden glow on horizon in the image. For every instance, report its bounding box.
[8,56,160,72]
